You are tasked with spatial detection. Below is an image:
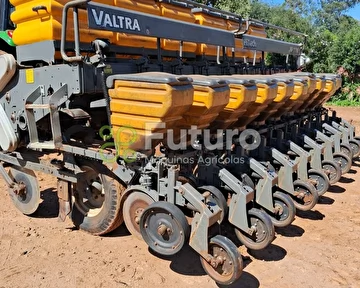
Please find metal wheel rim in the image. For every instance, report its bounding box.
[74,166,105,217]
[123,192,154,236]
[322,164,337,181]
[340,146,352,158]
[294,186,314,206]
[309,173,326,193]
[200,243,236,283]
[273,199,289,222]
[141,206,187,255]
[246,215,268,243]
[350,141,360,157]
[334,156,349,171]
[8,168,40,215]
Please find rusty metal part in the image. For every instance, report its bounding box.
[123,191,155,239]
[57,179,71,222]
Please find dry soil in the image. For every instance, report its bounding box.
[1,105,360,288]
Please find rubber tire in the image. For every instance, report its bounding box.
[122,191,155,239]
[198,185,228,224]
[292,180,319,211]
[333,152,352,174]
[234,208,275,250]
[308,168,330,196]
[340,143,353,159]
[8,167,40,215]
[268,191,296,228]
[321,160,341,185]
[200,235,243,285]
[349,139,360,158]
[71,161,125,236]
[139,201,190,256]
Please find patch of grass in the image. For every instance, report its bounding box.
[326,99,360,107]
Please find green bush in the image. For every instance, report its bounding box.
[328,78,360,106]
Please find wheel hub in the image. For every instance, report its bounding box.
[74,166,106,217]
[274,203,284,215]
[207,246,232,276]
[157,223,172,236]
[13,182,27,198]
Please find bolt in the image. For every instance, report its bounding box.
[157,224,167,236]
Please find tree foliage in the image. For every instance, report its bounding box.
[194,0,360,77]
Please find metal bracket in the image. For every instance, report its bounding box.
[218,168,254,233]
[331,121,350,144]
[0,162,16,187]
[322,123,342,152]
[303,135,324,170]
[179,183,221,262]
[340,119,356,140]
[270,148,297,195]
[314,130,334,161]
[57,179,72,222]
[249,158,278,212]
[289,141,310,180]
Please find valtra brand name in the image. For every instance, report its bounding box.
[91,8,141,31]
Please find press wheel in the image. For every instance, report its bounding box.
[340,143,353,159]
[349,139,360,158]
[308,168,330,196]
[333,152,352,174]
[71,159,125,236]
[8,167,40,215]
[292,180,318,211]
[200,235,243,285]
[267,191,296,228]
[139,202,190,256]
[123,191,155,239]
[321,160,341,184]
[234,208,275,250]
[198,186,228,224]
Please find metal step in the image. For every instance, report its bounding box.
[25,104,50,109]
[27,141,56,150]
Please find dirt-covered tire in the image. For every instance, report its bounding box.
[267,191,296,228]
[308,168,330,196]
[292,180,319,211]
[340,143,353,160]
[333,152,352,174]
[349,139,360,158]
[321,160,341,185]
[71,160,125,236]
[234,208,275,250]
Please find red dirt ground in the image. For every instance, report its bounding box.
[1,105,360,288]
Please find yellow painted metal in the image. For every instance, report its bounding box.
[311,77,337,108]
[291,75,317,112]
[25,68,35,84]
[208,76,258,130]
[10,0,267,60]
[10,0,197,53]
[228,76,278,130]
[271,78,308,119]
[177,75,230,130]
[254,75,295,122]
[108,72,194,152]
[297,75,326,112]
